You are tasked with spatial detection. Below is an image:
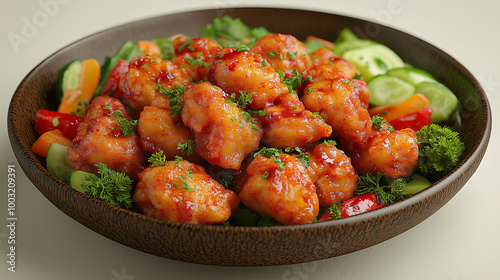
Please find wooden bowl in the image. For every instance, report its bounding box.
[8,8,491,266]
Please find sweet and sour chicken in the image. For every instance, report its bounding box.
[67,32,421,226]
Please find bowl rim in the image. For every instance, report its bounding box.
[7,6,493,264]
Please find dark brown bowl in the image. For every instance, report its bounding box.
[8,7,491,266]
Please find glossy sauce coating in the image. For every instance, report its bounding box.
[137,105,203,164]
[133,160,239,225]
[181,82,263,169]
[120,54,192,112]
[172,36,222,82]
[306,142,359,206]
[260,93,332,148]
[302,65,373,143]
[208,47,288,109]
[251,33,312,78]
[68,96,148,181]
[239,154,319,225]
[341,128,419,179]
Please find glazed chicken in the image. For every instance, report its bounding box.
[137,105,203,164]
[133,160,239,225]
[302,65,373,143]
[306,142,358,206]
[341,128,419,179]
[68,96,148,181]
[181,82,263,169]
[310,47,361,79]
[239,154,319,225]
[259,93,332,149]
[251,33,312,78]
[172,36,223,82]
[120,54,192,112]
[208,47,289,109]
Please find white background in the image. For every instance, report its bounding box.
[1,0,499,279]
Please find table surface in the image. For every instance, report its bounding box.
[1,0,499,279]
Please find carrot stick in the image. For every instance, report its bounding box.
[368,93,431,122]
[58,58,100,116]
[31,129,72,157]
[138,40,162,56]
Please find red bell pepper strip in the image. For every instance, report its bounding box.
[34,110,83,139]
[389,107,432,131]
[318,193,385,222]
[100,59,129,99]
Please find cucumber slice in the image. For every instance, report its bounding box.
[63,170,92,193]
[416,81,459,123]
[404,174,432,195]
[334,28,360,44]
[46,143,72,181]
[54,60,82,101]
[387,67,436,86]
[342,44,405,81]
[334,39,378,57]
[368,75,416,106]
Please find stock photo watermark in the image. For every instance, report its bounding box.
[6,164,17,273]
[7,0,71,53]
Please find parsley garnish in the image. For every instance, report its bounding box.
[178,37,195,51]
[185,53,210,69]
[224,90,253,109]
[82,163,134,209]
[323,139,337,147]
[341,78,355,87]
[355,172,407,205]
[155,81,185,116]
[177,140,196,156]
[148,150,168,167]
[174,169,196,192]
[113,110,138,136]
[372,115,395,132]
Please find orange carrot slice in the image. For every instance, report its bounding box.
[31,129,72,157]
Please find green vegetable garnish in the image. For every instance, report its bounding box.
[82,163,134,209]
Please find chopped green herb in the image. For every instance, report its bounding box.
[177,140,196,156]
[148,150,168,167]
[113,110,138,136]
[372,115,395,132]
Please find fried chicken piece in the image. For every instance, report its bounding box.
[137,105,203,164]
[68,96,148,181]
[251,33,312,78]
[120,54,192,112]
[172,36,223,82]
[239,154,319,225]
[181,82,263,169]
[208,47,288,109]
[260,93,332,148]
[341,128,419,179]
[302,65,373,143]
[133,160,239,225]
[306,142,358,206]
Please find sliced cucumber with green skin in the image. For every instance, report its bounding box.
[368,75,416,106]
[334,39,378,57]
[64,170,92,193]
[342,44,405,81]
[404,174,432,195]
[416,81,459,123]
[387,67,436,86]
[334,28,361,44]
[54,60,81,101]
[46,143,72,181]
